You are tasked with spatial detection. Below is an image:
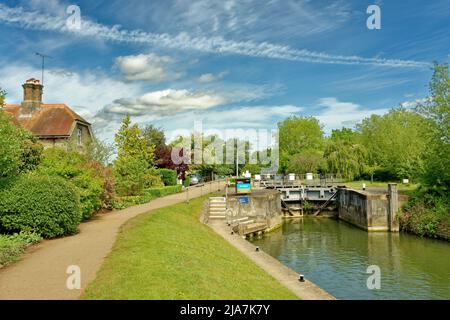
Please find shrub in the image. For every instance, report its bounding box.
[183,175,190,187]
[158,168,178,186]
[0,231,42,267]
[37,148,106,220]
[0,175,82,238]
[400,187,449,238]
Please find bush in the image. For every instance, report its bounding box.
[37,148,107,220]
[183,175,190,187]
[0,175,82,238]
[158,168,178,186]
[0,231,42,267]
[400,187,449,238]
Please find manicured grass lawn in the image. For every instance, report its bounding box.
[343,180,419,191]
[83,196,297,300]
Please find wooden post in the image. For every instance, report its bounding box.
[185,186,189,203]
[388,183,399,232]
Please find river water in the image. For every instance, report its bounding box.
[250,217,450,300]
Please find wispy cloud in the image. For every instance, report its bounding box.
[0,3,430,68]
[196,71,228,83]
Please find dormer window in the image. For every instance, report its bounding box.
[77,127,82,146]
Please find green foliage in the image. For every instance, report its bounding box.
[114,156,163,196]
[287,149,326,174]
[158,168,178,186]
[400,187,449,238]
[0,112,43,177]
[112,185,182,209]
[143,124,166,147]
[0,87,6,107]
[37,148,104,220]
[114,116,160,196]
[278,116,325,173]
[0,175,82,238]
[417,63,450,188]
[115,115,154,166]
[324,136,367,180]
[0,231,42,267]
[357,108,428,180]
[241,163,262,175]
[183,175,191,187]
[85,138,115,166]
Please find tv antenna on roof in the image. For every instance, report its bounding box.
[35,52,52,85]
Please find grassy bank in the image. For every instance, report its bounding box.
[0,232,42,268]
[343,180,419,191]
[83,196,297,300]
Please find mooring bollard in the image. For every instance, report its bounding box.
[299,274,305,282]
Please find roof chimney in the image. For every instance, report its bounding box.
[21,78,43,118]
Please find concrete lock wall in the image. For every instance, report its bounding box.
[226,190,282,230]
[337,186,400,232]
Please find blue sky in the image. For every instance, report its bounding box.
[0,0,449,142]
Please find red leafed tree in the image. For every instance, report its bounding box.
[154,144,189,179]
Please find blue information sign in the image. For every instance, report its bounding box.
[238,197,249,204]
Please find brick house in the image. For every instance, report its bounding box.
[1,79,93,148]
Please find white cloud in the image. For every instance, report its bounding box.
[115,53,181,82]
[0,3,430,68]
[100,89,227,119]
[316,97,389,132]
[399,98,428,109]
[160,104,304,140]
[196,71,228,83]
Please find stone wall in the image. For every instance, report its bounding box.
[226,190,282,230]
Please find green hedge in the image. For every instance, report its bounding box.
[158,168,178,186]
[112,185,182,209]
[0,175,82,238]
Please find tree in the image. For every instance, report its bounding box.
[287,149,326,174]
[0,87,6,107]
[113,116,159,196]
[143,124,166,147]
[417,63,450,188]
[324,128,367,180]
[324,141,367,180]
[357,108,428,181]
[115,115,154,167]
[154,144,189,180]
[0,112,43,178]
[85,138,115,166]
[278,116,325,173]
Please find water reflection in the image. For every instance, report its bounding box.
[250,217,450,299]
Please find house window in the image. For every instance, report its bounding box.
[77,128,82,146]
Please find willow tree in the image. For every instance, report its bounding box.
[324,141,367,180]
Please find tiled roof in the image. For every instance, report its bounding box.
[2,104,90,137]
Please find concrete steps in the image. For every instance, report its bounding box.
[208,197,226,220]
